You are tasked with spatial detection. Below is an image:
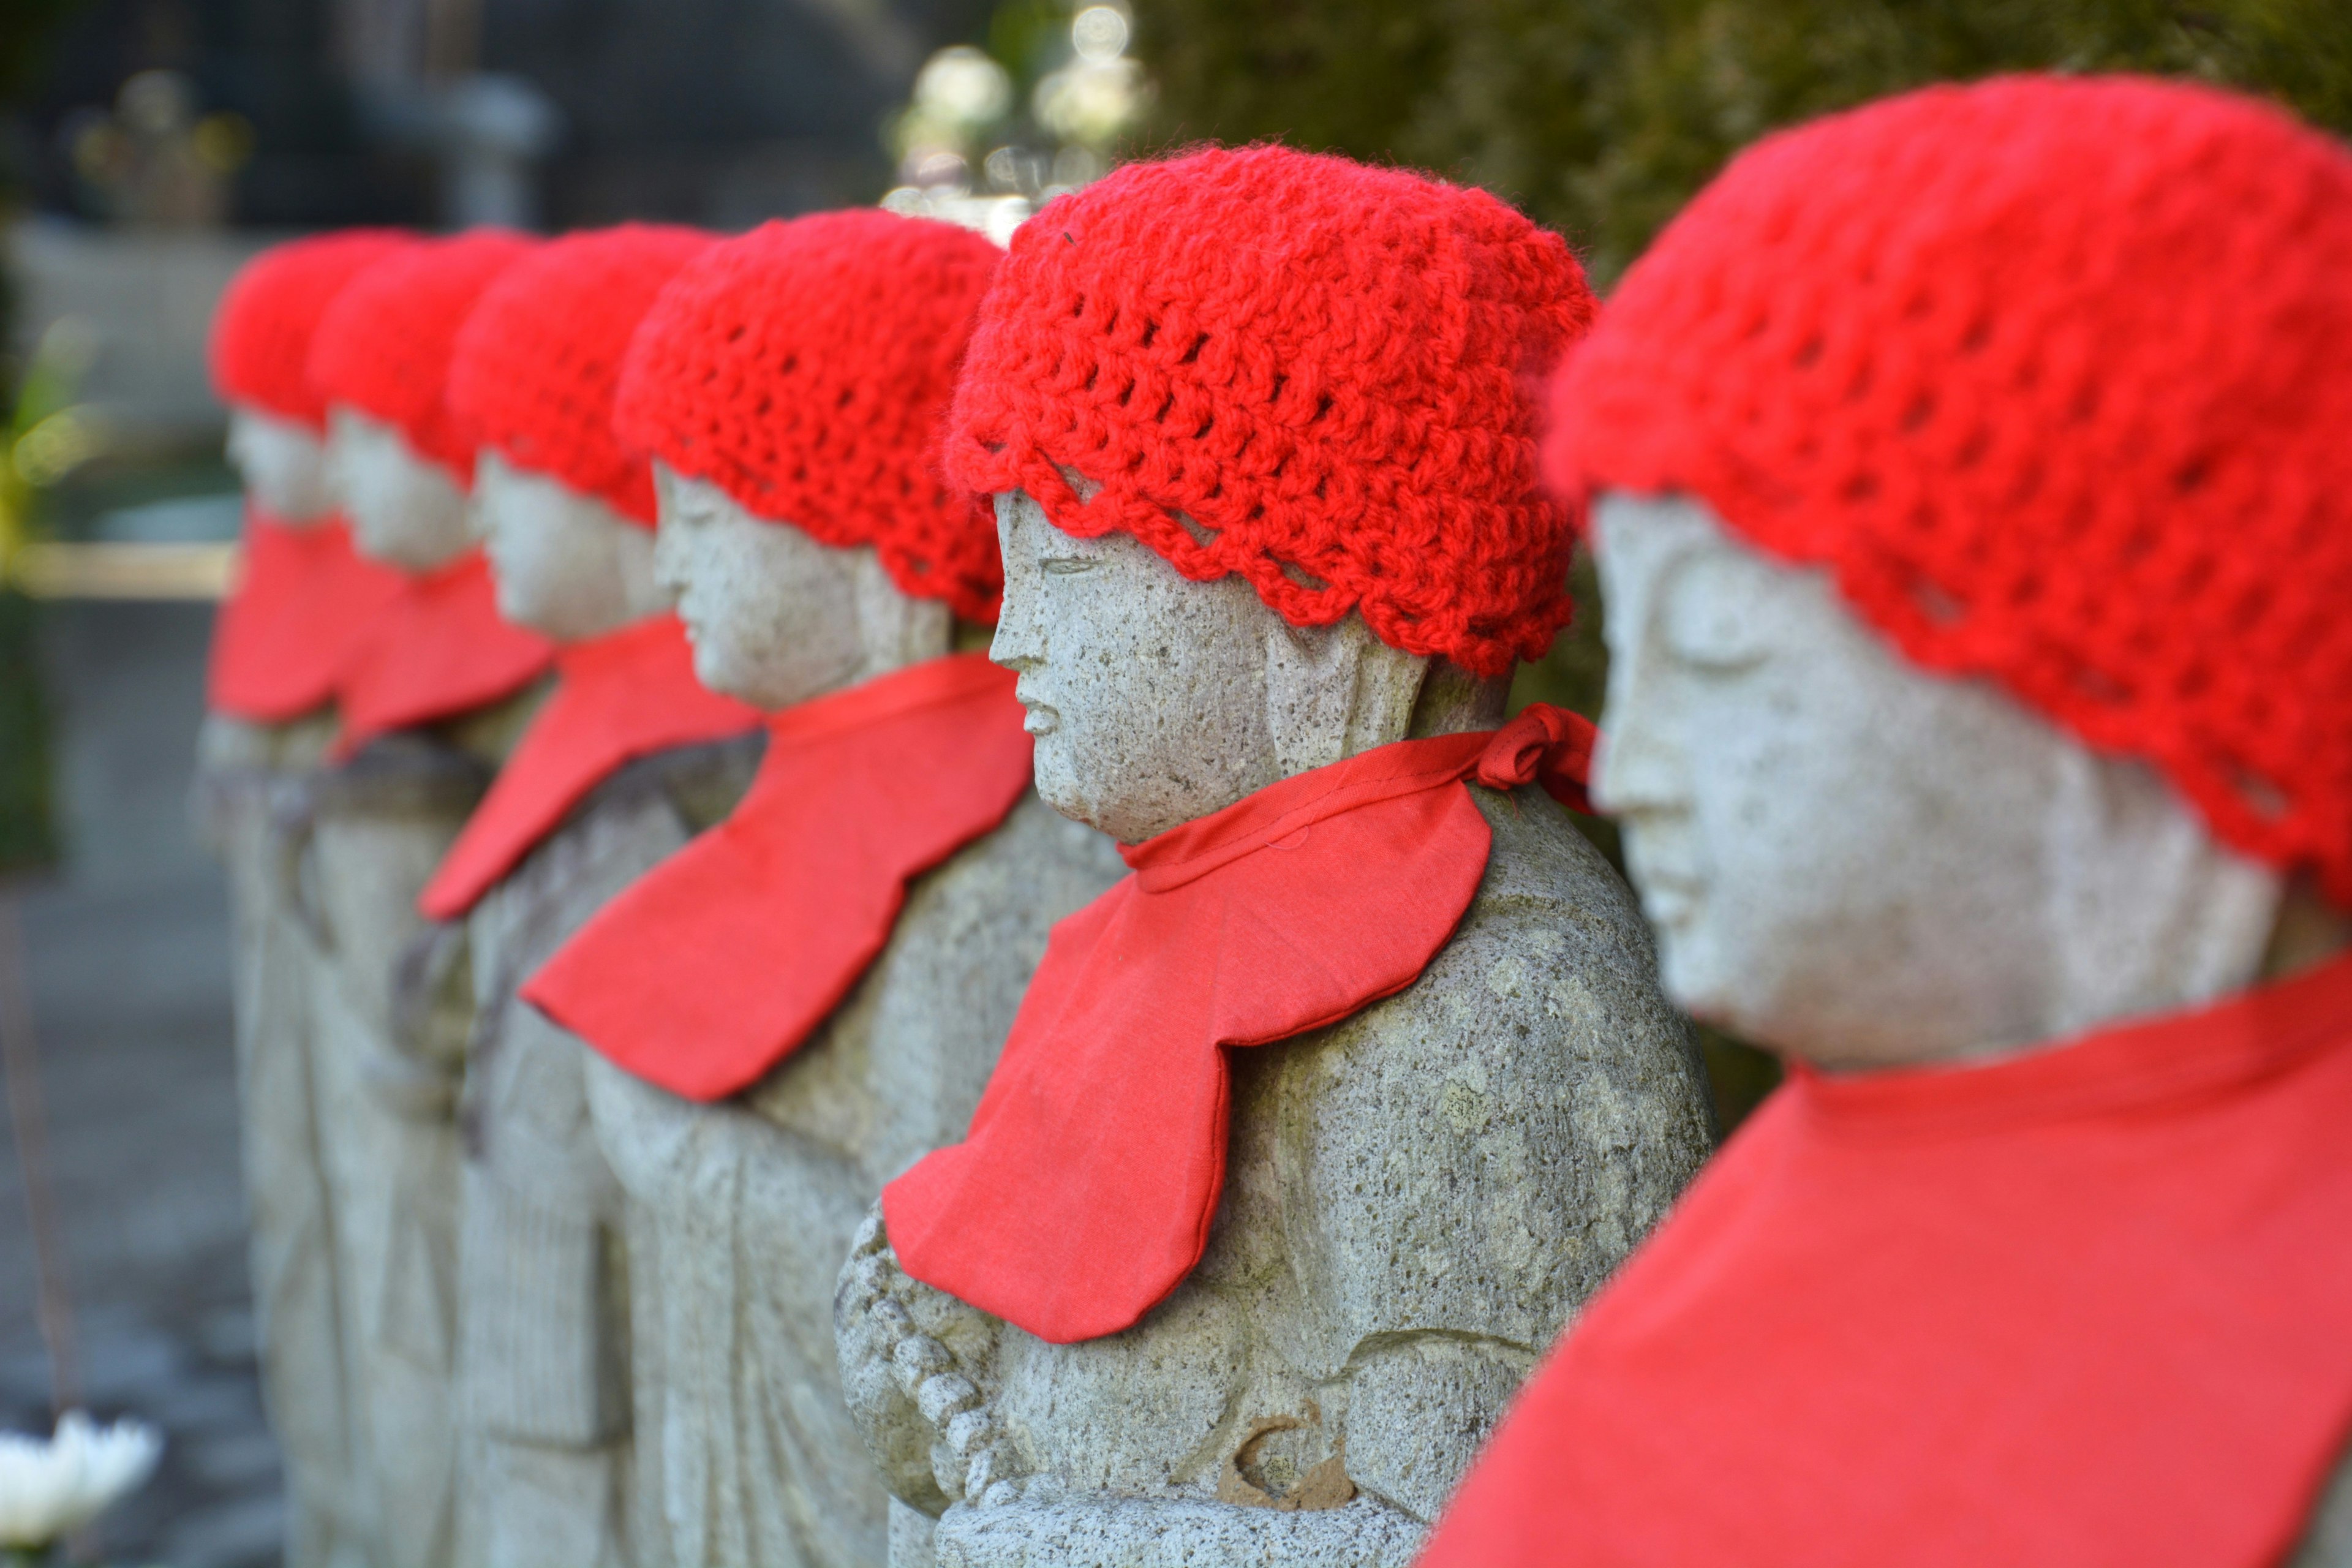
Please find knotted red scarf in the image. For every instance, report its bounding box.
[883,705,1596,1344]
[416,614,760,920]
[206,508,404,722]
[521,652,1033,1101]
[1419,951,2352,1568]
[330,549,556,759]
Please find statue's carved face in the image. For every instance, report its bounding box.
[1591,492,2278,1070]
[651,464,862,710]
[327,406,473,571]
[226,407,334,524]
[472,451,664,643]
[990,489,1286,845]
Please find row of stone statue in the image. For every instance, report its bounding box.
[195,74,2352,1568]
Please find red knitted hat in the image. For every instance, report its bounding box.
[210,230,416,431]
[447,225,710,527]
[307,228,538,485]
[946,145,1596,679]
[614,209,1003,620]
[1550,75,2352,903]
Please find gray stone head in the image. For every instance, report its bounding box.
[989,488,1507,845]
[472,450,669,643]
[227,407,337,524]
[326,406,475,571]
[650,461,951,711]
[1589,491,2320,1072]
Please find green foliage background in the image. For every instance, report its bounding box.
[1125,0,2352,1123]
[0,0,80,876]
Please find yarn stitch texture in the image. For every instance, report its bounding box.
[448,224,710,526]
[946,145,1596,679]
[307,229,538,483]
[210,230,415,430]
[614,209,1003,621]
[1550,75,2352,905]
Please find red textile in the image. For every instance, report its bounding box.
[946,145,1596,679]
[206,509,404,722]
[1419,954,2352,1568]
[416,614,759,920]
[614,211,1004,620]
[330,550,556,758]
[1549,75,2352,903]
[209,230,415,431]
[307,230,538,484]
[521,652,1032,1101]
[446,225,710,526]
[883,705,1596,1344]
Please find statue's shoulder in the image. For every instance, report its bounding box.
[897,790,1127,949]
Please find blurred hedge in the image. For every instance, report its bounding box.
[1134,0,2352,285]
[1127,0,2352,1126]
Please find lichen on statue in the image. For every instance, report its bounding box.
[835,145,1714,1567]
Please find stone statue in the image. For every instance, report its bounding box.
[423,220,752,1568]
[447,451,757,1568]
[199,403,368,1568]
[199,227,415,1568]
[1413,77,2352,1568]
[296,412,545,1568]
[836,492,1710,1567]
[542,467,1123,1568]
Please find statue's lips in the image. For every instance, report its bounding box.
[1015,678,1059,737]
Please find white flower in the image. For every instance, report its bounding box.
[0,1411,163,1548]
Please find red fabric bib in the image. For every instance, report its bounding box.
[883,706,1596,1346]
[330,549,556,758]
[206,509,404,722]
[521,652,1033,1101]
[415,614,760,921]
[1420,953,2352,1568]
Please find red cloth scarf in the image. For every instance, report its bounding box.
[206,508,404,722]
[330,549,556,759]
[521,652,1032,1101]
[883,706,1596,1345]
[1419,952,2352,1568]
[415,614,760,921]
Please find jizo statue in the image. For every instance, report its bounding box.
[423,227,759,1568]
[834,147,1713,1567]
[198,231,413,1568]
[515,212,1125,1568]
[291,230,551,1568]
[1417,77,2352,1568]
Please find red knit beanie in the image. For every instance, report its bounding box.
[447,225,710,527]
[307,228,538,486]
[614,209,1003,620]
[946,145,1596,679]
[210,230,416,431]
[1549,75,2352,904]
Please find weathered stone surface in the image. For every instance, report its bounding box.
[196,709,369,1568]
[589,791,1125,1567]
[840,790,1708,1564]
[454,736,762,1568]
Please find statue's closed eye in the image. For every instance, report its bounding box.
[1041,557,1098,576]
[1658,552,1774,671]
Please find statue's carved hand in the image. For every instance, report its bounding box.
[835,1204,1024,1515]
[375,919,471,1119]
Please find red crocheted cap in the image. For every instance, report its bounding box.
[614,209,1004,620]
[307,229,538,485]
[1550,75,2352,904]
[946,145,1596,679]
[209,230,416,431]
[447,225,710,527]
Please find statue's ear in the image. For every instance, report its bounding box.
[1264,612,1427,775]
